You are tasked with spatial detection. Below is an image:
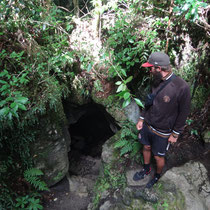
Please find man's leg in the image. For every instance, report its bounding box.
[154,155,165,174]
[143,145,151,164]
[146,155,165,188]
[133,145,151,181]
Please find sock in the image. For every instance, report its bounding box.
[155,173,161,180]
[144,164,150,172]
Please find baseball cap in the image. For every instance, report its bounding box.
[142,52,170,67]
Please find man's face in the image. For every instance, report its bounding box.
[149,66,163,87]
[149,66,160,75]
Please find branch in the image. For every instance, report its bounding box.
[57,6,71,13]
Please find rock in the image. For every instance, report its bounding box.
[202,130,210,146]
[161,161,210,210]
[126,167,154,187]
[99,200,113,210]
[101,132,120,164]
[124,99,140,124]
[101,190,110,200]
[133,188,159,203]
[68,175,92,198]
[203,130,210,143]
[31,107,71,186]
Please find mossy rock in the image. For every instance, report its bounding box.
[30,103,71,186]
[202,130,210,143]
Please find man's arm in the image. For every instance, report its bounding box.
[136,109,145,130]
[168,85,191,143]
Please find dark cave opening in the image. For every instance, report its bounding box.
[63,102,120,175]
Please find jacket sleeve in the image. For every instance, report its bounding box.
[139,109,146,121]
[172,85,191,136]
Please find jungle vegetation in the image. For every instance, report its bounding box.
[0,0,209,209]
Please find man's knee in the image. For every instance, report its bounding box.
[154,155,165,162]
[143,145,151,151]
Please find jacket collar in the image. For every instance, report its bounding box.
[162,71,173,81]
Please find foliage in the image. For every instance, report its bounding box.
[0,1,74,208]
[102,3,162,108]
[0,0,209,209]
[0,182,15,210]
[0,62,29,123]
[0,0,75,129]
[15,194,43,210]
[114,122,142,158]
[115,75,144,108]
[174,0,208,21]
[92,163,126,209]
[106,13,161,78]
[173,49,209,110]
[24,168,49,191]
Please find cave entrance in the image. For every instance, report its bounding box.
[63,102,119,175]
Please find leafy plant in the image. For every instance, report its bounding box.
[15,194,43,210]
[114,122,141,157]
[174,0,208,21]
[115,75,144,108]
[92,163,126,209]
[191,129,198,136]
[102,5,162,108]
[24,168,49,191]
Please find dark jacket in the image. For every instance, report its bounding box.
[140,74,191,136]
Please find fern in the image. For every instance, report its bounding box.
[114,139,127,148]
[114,122,142,157]
[120,143,133,156]
[24,168,44,177]
[24,168,49,191]
[130,142,141,157]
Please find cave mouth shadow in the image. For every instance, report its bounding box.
[63,102,120,174]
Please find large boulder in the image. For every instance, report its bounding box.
[161,161,210,210]
[94,157,210,210]
[101,131,121,165]
[31,107,71,187]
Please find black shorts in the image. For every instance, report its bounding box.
[138,123,169,157]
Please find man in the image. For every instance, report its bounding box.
[133,52,191,188]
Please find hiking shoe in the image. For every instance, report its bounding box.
[146,177,159,188]
[133,168,151,181]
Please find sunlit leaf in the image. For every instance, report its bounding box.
[116,84,126,93]
[0,107,10,116]
[123,92,130,100]
[87,63,92,72]
[134,98,144,108]
[18,104,27,111]
[125,76,133,84]
[115,81,122,85]
[122,98,131,108]
[15,97,28,104]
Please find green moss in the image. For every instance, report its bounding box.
[153,181,186,210]
[53,171,64,181]
[130,198,146,209]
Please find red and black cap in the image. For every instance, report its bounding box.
[142,52,170,67]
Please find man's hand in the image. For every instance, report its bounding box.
[168,134,178,144]
[136,119,143,130]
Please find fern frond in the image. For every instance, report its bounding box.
[130,142,141,157]
[24,168,43,177]
[24,168,48,191]
[120,143,132,156]
[114,139,128,148]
